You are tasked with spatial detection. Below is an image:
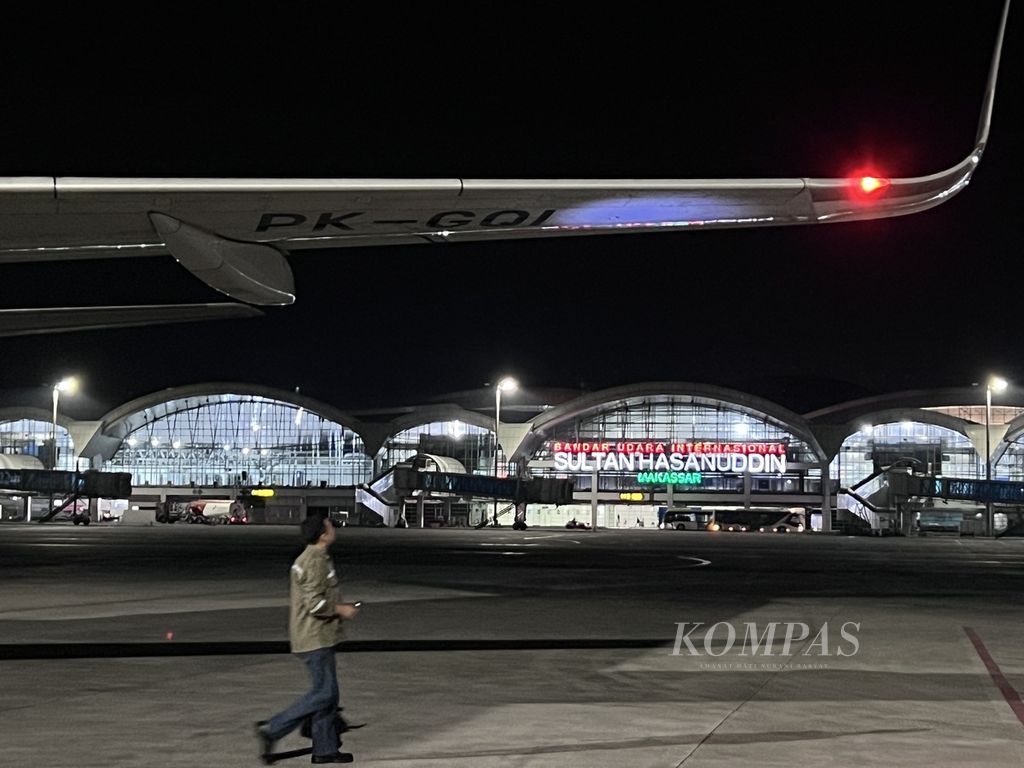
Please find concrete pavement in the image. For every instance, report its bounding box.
[3,525,1024,766]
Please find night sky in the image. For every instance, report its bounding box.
[0,2,1019,418]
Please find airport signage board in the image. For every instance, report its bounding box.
[551,440,787,485]
[636,471,704,486]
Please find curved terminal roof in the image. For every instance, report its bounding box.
[522,382,825,462]
[0,406,75,430]
[2,380,1023,467]
[805,387,1024,459]
[98,383,366,441]
[376,405,496,442]
[805,387,1024,425]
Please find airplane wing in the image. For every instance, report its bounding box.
[0,1,1009,309]
[0,303,261,338]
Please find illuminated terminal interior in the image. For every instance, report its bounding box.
[0,418,75,471]
[104,395,372,488]
[376,421,495,477]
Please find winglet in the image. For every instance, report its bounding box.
[974,0,1012,152]
[804,0,1012,225]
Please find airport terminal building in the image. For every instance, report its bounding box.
[3,382,1024,534]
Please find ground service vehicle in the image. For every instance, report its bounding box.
[156,499,248,524]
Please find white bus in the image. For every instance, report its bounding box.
[663,506,805,533]
[663,508,714,531]
[708,507,806,533]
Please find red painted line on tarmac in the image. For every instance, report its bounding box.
[964,626,1024,726]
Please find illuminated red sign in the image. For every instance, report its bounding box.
[551,441,787,455]
[550,438,790,475]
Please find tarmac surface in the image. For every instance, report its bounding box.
[3,523,1024,766]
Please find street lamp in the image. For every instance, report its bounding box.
[985,375,1008,536]
[46,376,78,521]
[51,376,79,471]
[493,376,518,526]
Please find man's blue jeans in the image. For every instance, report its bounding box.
[267,647,340,756]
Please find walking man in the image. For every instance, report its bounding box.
[256,515,361,764]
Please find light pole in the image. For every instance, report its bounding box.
[51,376,79,471]
[48,376,78,520]
[985,375,1007,536]
[493,376,517,526]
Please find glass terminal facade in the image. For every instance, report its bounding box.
[995,433,1024,481]
[0,419,75,471]
[104,396,372,487]
[8,382,1024,534]
[376,421,494,475]
[831,421,981,488]
[529,396,821,494]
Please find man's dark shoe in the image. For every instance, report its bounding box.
[254,721,275,764]
[311,753,353,764]
[300,710,366,739]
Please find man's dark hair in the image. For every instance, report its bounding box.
[300,515,327,544]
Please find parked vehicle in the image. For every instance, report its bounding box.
[187,500,247,524]
[69,509,91,526]
[59,500,91,526]
[98,499,128,522]
[156,499,247,524]
[664,509,713,531]
[708,508,806,533]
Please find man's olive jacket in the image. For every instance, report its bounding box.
[288,544,345,653]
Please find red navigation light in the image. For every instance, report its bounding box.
[850,170,890,199]
[860,176,885,193]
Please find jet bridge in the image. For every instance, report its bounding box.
[0,469,132,523]
[839,466,1024,536]
[355,453,574,528]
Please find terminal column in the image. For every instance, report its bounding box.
[820,461,832,533]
